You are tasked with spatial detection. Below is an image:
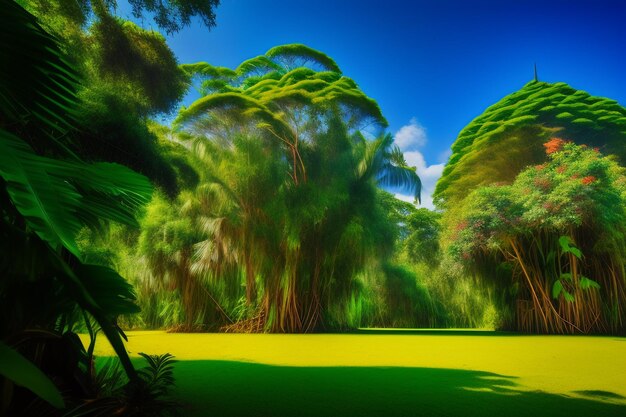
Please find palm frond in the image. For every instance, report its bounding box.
[137,352,177,397]
[0,0,79,139]
[0,128,83,256]
[357,133,422,203]
[75,264,141,317]
[0,129,153,257]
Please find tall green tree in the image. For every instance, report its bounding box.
[171,45,421,332]
[448,141,626,333]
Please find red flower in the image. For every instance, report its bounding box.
[581,176,596,185]
[534,178,551,189]
[544,137,566,155]
[455,220,468,232]
[556,166,566,174]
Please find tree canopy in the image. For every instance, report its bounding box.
[25,0,221,34]
[434,80,626,208]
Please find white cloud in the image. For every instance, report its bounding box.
[393,119,446,210]
[393,117,427,151]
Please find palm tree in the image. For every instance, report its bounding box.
[136,191,236,331]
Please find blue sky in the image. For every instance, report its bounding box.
[118,0,625,208]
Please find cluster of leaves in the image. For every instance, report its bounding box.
[401,208,442,267]
[88,15,189,115]
[25,0,220,35]
[444,141,626,332]
[67,353,180,416]
[177,44,386,131]
[449,141,626,261]
[24,0,198,197]
[435,80,626,207]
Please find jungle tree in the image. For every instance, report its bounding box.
[433,80,626,332]
[434,80,626,213]
[173,45,422,332]
[448,140,626,334]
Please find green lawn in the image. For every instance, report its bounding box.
[84,330,626,416]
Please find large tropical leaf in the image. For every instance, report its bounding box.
[0,128,83,257]
[0,341,65,409]
[75,264,141,317]
[48,251,138,379]
[0,129,152,258]
[54,161,153,228]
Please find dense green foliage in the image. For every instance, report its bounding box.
[435,80,626,208]
[147,45,423,331]
[2,6,625,417]
[24,0,197,197]
[430,80,626,334]
[26,0,220,34]
[447,141,626,333]
[0,1,219,414]
[8,0,625,414]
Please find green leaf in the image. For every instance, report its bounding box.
[0,342,65,409]
[563,290,575,302]
[558,235,582,259]
[580,276,601,290]
[0,130,152,258]
[48,253,138,380]
[74,264,141,316]
[560,272,572,281]
[552,280,563,299]
[52,161,153,229]
[0,129,83,257]
[558,235,572,251]
[569,246,582,259]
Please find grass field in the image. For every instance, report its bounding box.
[83,330,626,416]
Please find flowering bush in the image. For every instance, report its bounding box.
[544,137,567,154]
[447,142,626,333]
[450,142,626,260]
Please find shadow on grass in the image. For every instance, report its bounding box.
[171,361,626,417]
